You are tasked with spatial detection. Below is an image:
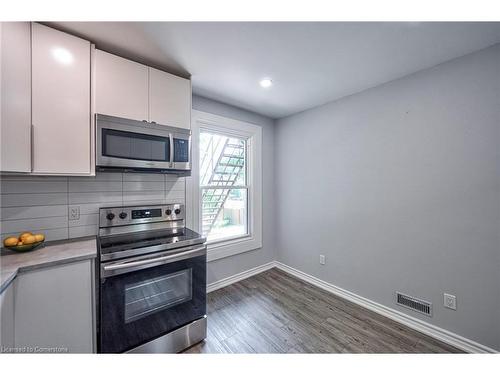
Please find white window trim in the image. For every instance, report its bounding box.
[187,110,262,262]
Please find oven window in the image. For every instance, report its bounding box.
[124,268,192,323]
[102,128,170,162]
[173,138,189,163]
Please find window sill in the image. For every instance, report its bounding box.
[206,234,262,262]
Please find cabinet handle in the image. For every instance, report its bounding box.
[169,133,174,167]
[30,124,34,172]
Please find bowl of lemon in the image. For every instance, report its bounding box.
[3,232,45,252]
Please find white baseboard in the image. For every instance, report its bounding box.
[205,260,496,353]
[206,261,275,293]
[274,261,497,354]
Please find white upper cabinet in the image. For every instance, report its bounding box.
[95,50,191,129]
[149,67,191,129]
[95,50,149,122]
[31,23,92,175]
[0,22,32,173]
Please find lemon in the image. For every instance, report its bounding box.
[34,234,45,242]
[3,237,19,247]
[23,235,37,245]
[19,232,33,242]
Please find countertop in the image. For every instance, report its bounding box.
[0,236,97,293]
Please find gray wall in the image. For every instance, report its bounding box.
[274,45,500,350]
[192,95,276,285]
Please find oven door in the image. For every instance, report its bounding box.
[99,245,206,353]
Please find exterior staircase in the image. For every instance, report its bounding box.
[200,137,245,237]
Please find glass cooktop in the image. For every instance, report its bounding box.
[99,227,204,256]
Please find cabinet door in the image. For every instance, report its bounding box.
[0,282,15,350]
[14,260,94,353]
[95,50,149,122]
[32,23,91,174]
[0,22,31,172]
[149,67,191,129]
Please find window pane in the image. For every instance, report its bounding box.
[200,129,249,242]
[199,131,246,187]
[201,188,248,241]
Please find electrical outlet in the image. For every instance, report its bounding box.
[444,293,457,310]
[69,206,80,221]
[319,255,326,265]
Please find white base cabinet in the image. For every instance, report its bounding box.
[13,260,94,353]
[0,283,15,349]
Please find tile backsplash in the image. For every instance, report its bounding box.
[0,173,185,242]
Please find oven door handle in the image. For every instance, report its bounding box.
[102,245,206,278]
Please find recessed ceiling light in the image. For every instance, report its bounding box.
[259,78,273,88]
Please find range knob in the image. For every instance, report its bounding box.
[106,213,115,221]
[119,212,128,220]
[174,208,181,215]
[165,209,172,216]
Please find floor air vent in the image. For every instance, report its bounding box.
[396,292,432,316]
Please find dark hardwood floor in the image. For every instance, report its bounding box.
[184,268,463,353]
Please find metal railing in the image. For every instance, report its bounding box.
[200,137,245,236]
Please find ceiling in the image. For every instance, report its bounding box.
[50,22,500,119]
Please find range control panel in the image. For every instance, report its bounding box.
[131,208,163,219]
[99,204,185,228]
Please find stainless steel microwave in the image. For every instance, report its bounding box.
[96,114,191,175]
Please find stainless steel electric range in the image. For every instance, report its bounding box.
[96,203,207,353]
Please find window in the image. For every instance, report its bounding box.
[200,132,248,242]
[190,111,262,261]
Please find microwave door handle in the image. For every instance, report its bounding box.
[102,246,206,277]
